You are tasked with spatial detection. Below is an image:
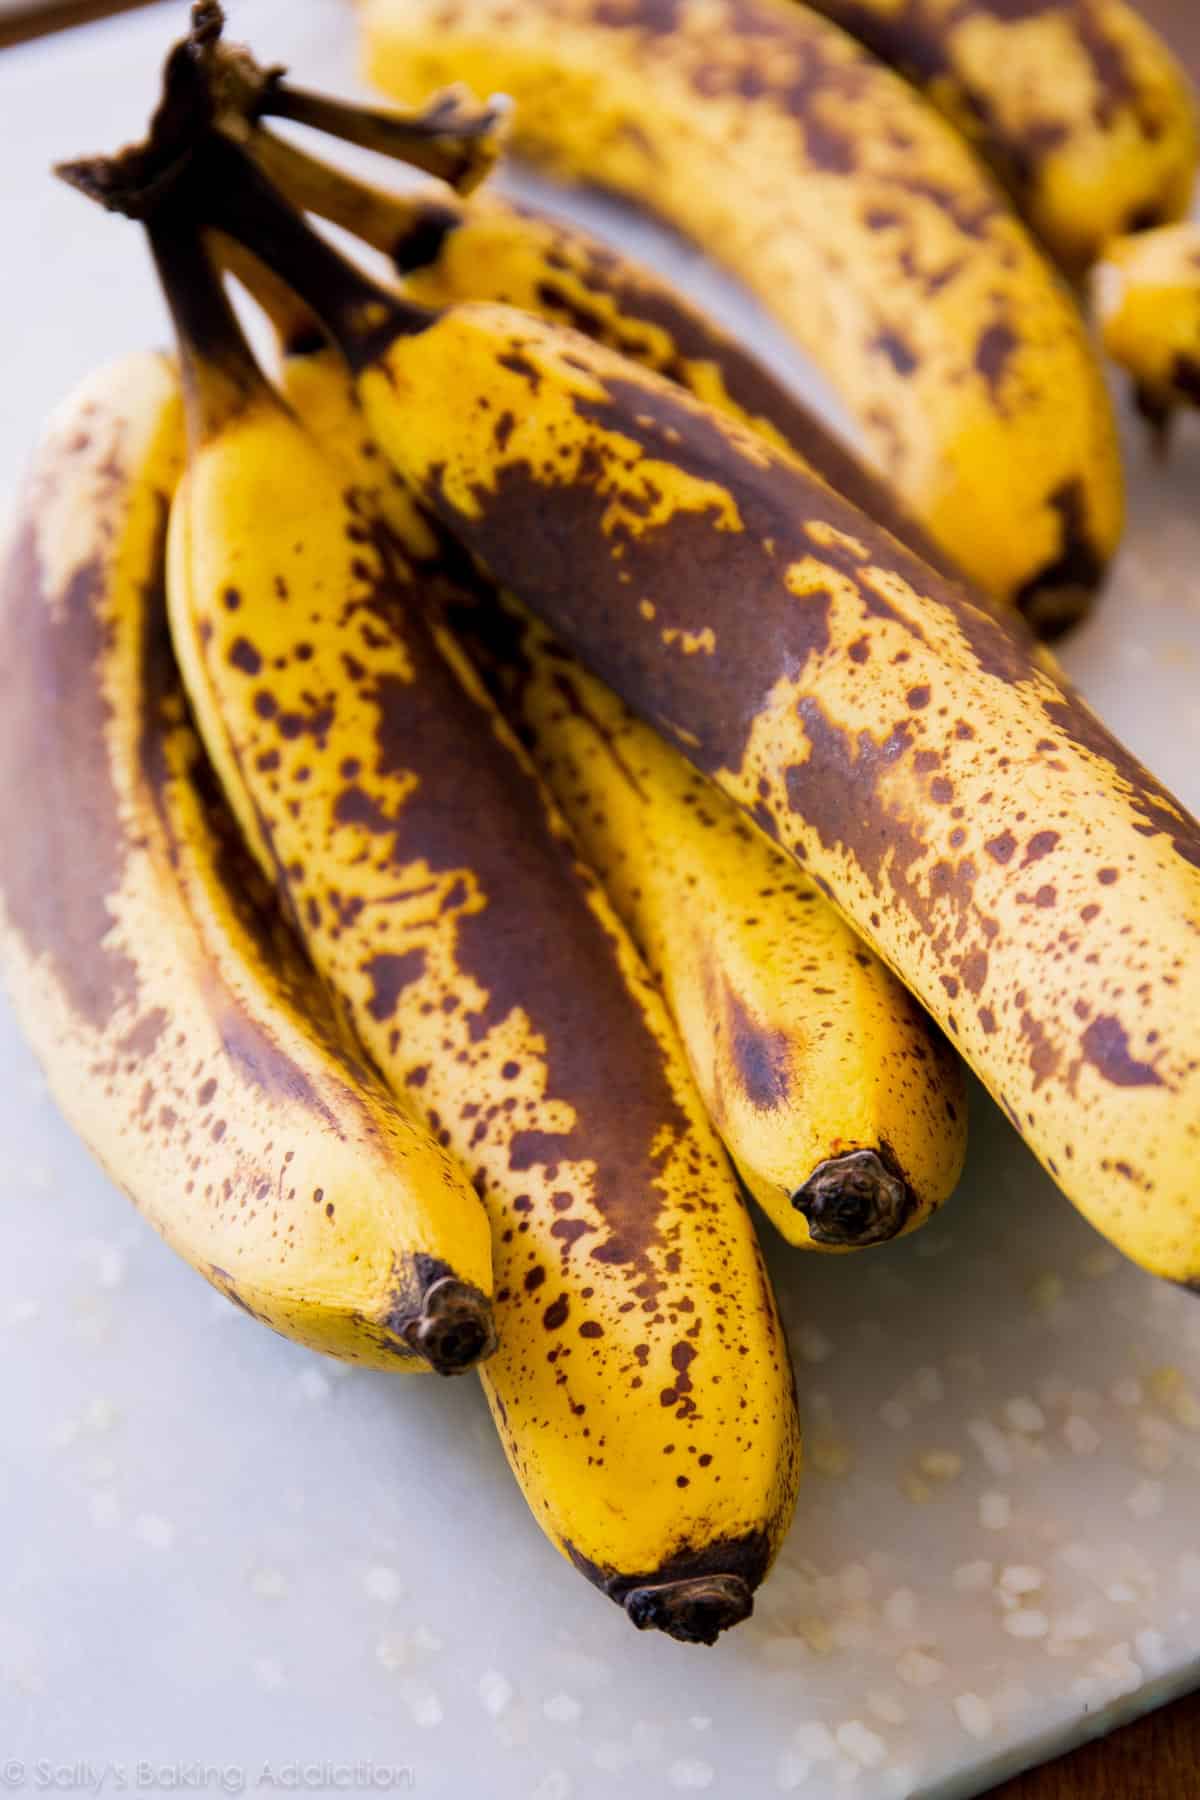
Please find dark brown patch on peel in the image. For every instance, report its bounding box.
[365,949,427,1021]
[1080,1015,1165,1089]
[0,508,142,1029]
[975,320,1018,398]
[1014,481,1105,639]
[724,983,791,1110]
[322,547,693,1275]
[421,368,840,779]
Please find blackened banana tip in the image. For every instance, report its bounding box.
[402,1275,496,1375]
[792,1147,912,1248]
[624,1574,753,1645]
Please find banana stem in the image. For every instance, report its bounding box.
[249,126,465,274]
[188,0,506,196]
[186,132,430,371]
[147,208,273,444]
[259,84,509,198]
[211,230,327,358]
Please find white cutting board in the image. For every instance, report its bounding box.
[2,5,1199,1796]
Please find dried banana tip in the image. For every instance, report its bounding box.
[401,1275,496,1375]
[624,1573,753,1645]
[792,1146,913,1248]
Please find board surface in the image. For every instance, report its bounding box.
[1,5,1199,1795]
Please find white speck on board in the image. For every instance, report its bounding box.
[980,1493,1011,1531]
[668,1760,714,1791]
[252,1656,285,1692]
[1064,1415,1102,1455]
[792,1721,838,1762]
[884,1588,919,1632]
[363,1564,402,1604]
[1003,1610,1050,1640]
[134,1514,173,1550]
[967,1419,1013,1475]
[867,1692,907,1727]
[88,1491,119,1530]
[999,1566,1044,1596]
[399,1678,443,1727]
[775,1751,811,1793]
[1128,1481,1164,1520]
[897,1648,944,1689]
[1005,1398,1046,1434]
[531,1770,572,1800]
[479,1669,514,1718]
[542,1693,582,1725]
[836,1721,887,1769]
[954,1694,993,1740]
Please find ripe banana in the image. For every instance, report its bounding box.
[359,0,1125,633]
[0,352,495,1372]
[1093,221,1200,432]
[145,211,800,1642]
[450,590,969,1248]
[189,154,1200,1284]
[802,0,1198,277]
[242,122,965,583]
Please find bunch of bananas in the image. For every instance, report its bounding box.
[4,0,1198,1643]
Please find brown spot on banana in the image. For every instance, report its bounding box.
[360,0,1125,626]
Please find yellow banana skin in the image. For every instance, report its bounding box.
[1094,221,1200,430]
[804,0,1198,276]
[0,353,495,1371]
[159,231,799,1639]
[450,590,968,1250]
[299,296,1197,1286]
[361,0,1125,634]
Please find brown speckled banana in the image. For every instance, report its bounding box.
[0,352,495,1372]
[1093,221,1200,432]
[183,149,1200,1284]
[449,589,969,1249]
[123,196,800,1643]
[359,0,1125,634]
[803,0,1198,277]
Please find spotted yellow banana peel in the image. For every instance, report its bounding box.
[803,0,1198,277]
[359,0,1125,635]
[1093,221,1200,434]
[151,215,800,1643]
[449,588,969,1249]
[0,351,496,1371]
